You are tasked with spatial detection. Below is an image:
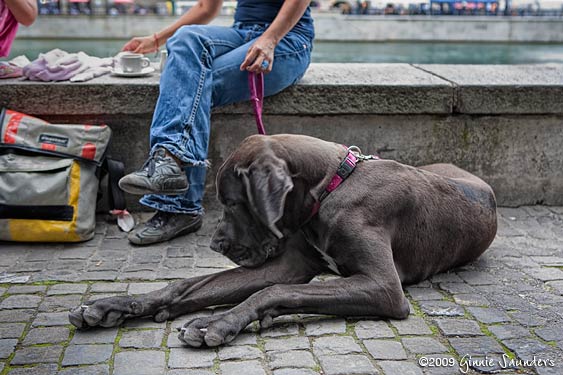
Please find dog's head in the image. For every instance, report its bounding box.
[210,136,304,267]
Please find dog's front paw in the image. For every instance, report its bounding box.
[69,296,143,329]
[177,313,243,347]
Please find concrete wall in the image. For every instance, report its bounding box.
[16,14,563,43]
[2,63,563,208]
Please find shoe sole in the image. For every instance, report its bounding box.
[128,216,203,246]
[119,181,189,196]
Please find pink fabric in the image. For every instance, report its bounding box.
[0,0,19,58]
[248,72,265,135]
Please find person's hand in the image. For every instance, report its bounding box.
[240,35,277,74]
[122,36,158,54]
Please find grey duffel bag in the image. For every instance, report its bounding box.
[0,108,125,242]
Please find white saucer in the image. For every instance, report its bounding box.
[111,66,155,77]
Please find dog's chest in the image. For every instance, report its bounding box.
[301,227,341,275]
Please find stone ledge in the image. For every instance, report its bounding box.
[2,63,562,116]
[2,63,563,207]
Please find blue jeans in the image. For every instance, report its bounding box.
[140,23,313,214]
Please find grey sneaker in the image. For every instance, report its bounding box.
[119,148,189,195]
[128,211,203,245]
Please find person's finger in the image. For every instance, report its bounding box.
[122,41,135,52]
[240,47,260,71]
[264,57,274,74]
[247,53,267,73]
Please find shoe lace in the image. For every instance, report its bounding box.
[142,149,167,178]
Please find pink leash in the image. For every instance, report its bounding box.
[248,72,266,135]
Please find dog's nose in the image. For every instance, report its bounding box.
[210,240,228,255]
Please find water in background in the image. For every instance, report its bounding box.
[8,39,563,64]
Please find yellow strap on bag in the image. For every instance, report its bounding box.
[7,161,83,242]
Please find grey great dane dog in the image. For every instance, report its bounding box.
[70,134,497,347]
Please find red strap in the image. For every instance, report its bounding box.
[248,72,266,135]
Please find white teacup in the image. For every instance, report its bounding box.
[120,53,151,73]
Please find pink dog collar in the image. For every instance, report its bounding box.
[310,146,380,218]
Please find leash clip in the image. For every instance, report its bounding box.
[347,145,379,161]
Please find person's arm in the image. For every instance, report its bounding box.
[122,0,223,54]
[5,0,38,27]
[240,0,310,73]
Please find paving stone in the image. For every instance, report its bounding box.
[265,336,310,352]
[58,364,110,375]
[58,246,96,260]
[226,332,258,346]
[419,301,465,317]
[166,370,214,375]
[318,354,378,375]
[6,364,58,375]
[546,280,563,295]
[488,324,531,340]
[537,364,563,375]
[0,323,26,338]
[378,360,423,375]
[502,338,552,362]
[166,246,196,258]
[267,350,316,369]
[438,282,475,294]
[7,285,46,294]
[390,317,432,335]
[406,287,444,301]
[47,283,88,295]
[0,339,18,359]
[62,344,113,366]
[168,347,216,368]
[88,259,126,272]
[313,336,362,356]
[122,317,167,329]
[23,326,70,345]
[402,337,448,354]
[535,326,563,342]
[71,328,118,344]
[47,259,87,271]
[456,271,497,285]
[452,293,490,306]
[355,320,395,339]
[119,329,164,349]
[218,345,262,360]
[0,295,41,309]
[466,307,511,324]
[449,337,505,356]
[0,273,31,283]
[261,323,300,338]
[509,311,547,327]
[430,273,464,283]
[11,345,64,365]
[33,312,71,326]
[0,309,34,322]
[128,282,168,295]
[525,267,563,282]
[273,369,318,375]
[221,360,266,375]
[114,350,166,375]
[90,282,128,293]
[304,319,346,336]
[364,339,407,360]
[39,294,82,312]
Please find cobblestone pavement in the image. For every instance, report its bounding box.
[0,206,563,374]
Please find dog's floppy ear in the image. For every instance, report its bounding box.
[240,156,293,238]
